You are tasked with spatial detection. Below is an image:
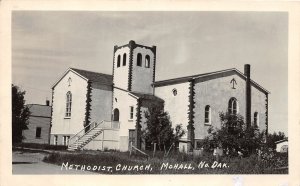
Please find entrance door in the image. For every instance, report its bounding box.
[128,129,136,148]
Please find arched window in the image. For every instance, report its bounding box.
[254,112,259,126]
[65,91,72,117]
[113,108,119,121]
[123,53,127,66]
[228,97,238,115]
[204,105,211,124]
[117,55,121,67]
[145,55,150,68]
[137,53,142,67]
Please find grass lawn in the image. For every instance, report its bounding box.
[43,150,288,174]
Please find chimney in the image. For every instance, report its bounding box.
[46,100,50,106]
[128,40,136,48]
[244,64,251,127]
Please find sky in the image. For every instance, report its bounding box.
[12,11,288,134]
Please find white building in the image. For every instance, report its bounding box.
[50,40,269,152]
[275,139,288,153]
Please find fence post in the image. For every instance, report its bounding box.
[165,143,174,157]
[130,142,133,156]
[153,143,156,158]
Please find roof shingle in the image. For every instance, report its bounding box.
[130,92,164,102]
[71,68,113,86]
[26,104,51,117]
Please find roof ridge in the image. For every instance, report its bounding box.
[154,68,270,94]
[26,104,51,107]
[155,68,236,83]
[130,91,154,96]
[70,68,112,77]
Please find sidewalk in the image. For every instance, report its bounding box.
[12,149,96,174]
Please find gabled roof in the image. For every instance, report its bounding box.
[129,92,164,102]
[26,104,51,118]
[154,68,270,94]
[71,68,113,86]
[52,68,113,89]
[275,138,288,144]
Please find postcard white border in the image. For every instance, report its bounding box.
[1,1,300,186]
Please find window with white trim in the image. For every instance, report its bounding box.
[228,97,238,114]
[204,105,211,124]
[65,91,72,117]
[129,106,134,120]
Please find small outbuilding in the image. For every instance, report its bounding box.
[275,138,288,153]
[23,101,52,144]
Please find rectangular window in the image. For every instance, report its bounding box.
[129,106,134,120]
[54,135,58,145]
[35,127,41,138]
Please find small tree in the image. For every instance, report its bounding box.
[203,112,264,156]
[144,106,185,152]
[12,84,30,144]
[266,131,286,150]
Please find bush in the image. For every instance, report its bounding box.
[202,112,264,156]
[14,143,67,151]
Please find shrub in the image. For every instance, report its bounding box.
[143,106,185,152]
[14,143,67,151]
[202,112,264,156]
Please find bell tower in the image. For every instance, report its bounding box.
[113,40,156,94]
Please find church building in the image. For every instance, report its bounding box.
[50,40,269,152]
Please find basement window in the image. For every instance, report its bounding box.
[63,136,70,146]
[35,127,41,138]
[254,112,259,126]
[54,135,58,145]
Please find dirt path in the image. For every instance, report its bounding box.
[12,150,96,174]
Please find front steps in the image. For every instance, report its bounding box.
[68,128,103,151]
[67,120,120,151]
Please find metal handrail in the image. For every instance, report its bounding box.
[68,120,104,148]
[69,121,100,141]
[68,120,120,149]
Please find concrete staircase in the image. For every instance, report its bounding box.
[67,121,104,151]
